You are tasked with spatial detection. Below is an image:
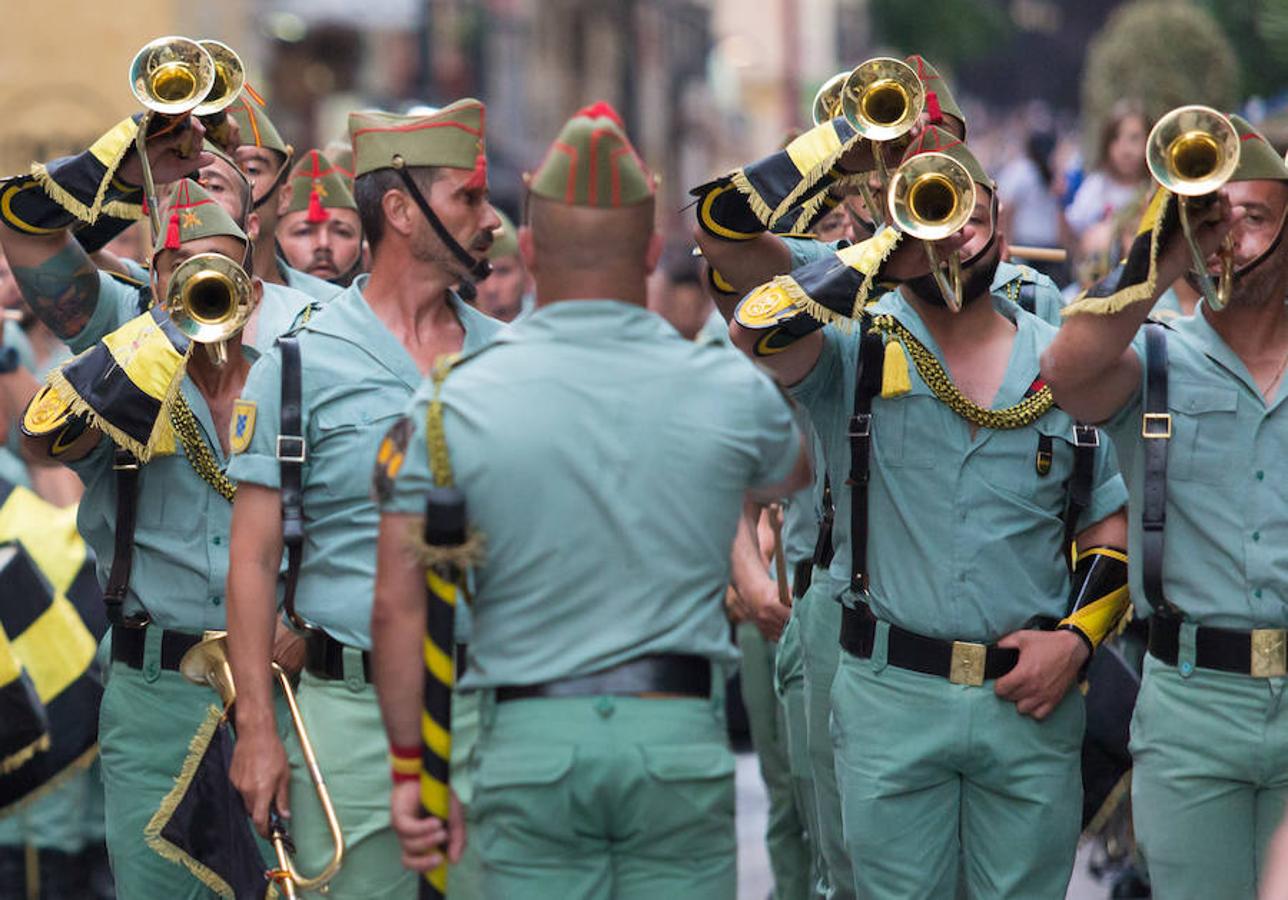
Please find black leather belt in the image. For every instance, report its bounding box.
[305,632,470,683]
[111,627,203,672]
[1149,614,1288,677]
[305,631,372,682]
[839,603,1019,687]
[495,653,711,703]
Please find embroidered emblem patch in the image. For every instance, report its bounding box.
[229,400,256,454]
[372,417,412,505]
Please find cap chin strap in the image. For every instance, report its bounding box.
[390,162,492,299]
[251,148,295,212]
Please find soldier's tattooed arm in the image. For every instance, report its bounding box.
[5,235,101,340]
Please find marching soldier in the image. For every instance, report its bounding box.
[1043,114,1288,900]
[0,104,302,894]
[697,118,1130,897]
[370,102,809,899]
[275,149,365,287]
[224,100,502,899]
[226,89,342,304]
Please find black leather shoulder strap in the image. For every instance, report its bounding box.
[1141,323,1173,614]
[1018,278,1037,314]
[848,321,885,594]
[811,475,835,570]
[277,336,311,631]
[1062,424,1099,569]
[104,448,149,628]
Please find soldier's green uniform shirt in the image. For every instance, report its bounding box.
[382,299,802,689]
[62,272,247,629]
[1105,309,1286,629]
[786,235,1067,326]
[791,289,1126,638]
[228,274,501,647]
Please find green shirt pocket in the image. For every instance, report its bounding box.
[1168,383,1238,485]
[874,393,938,469]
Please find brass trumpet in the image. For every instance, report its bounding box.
[165,253,254,367]
[811,71,849,126]
[888,151,977,312]
[840,56,925,220]
[128,37,244,236]
[1146,105,1241,310]
[180,632,345,899]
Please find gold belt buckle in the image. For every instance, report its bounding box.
[1250,629,1287,678]
[949,641,987,687]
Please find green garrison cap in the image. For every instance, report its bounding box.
[349,99,487,178]
[323,139,355,188]
[900,126,994,190]
[1229,114,1288,182]
[528,102,656,208]
[154,178,248,256]
[905,55,966,137]
[283,149,357,222]
[226,85,291,159]
[489,208,519,259]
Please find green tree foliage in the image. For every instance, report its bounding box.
[868,0,1013,69]
[1082,0,1238,161]
[1195,0,1288,99]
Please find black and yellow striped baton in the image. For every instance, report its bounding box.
[419,487,466,900]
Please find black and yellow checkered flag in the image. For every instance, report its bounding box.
[0,480,106,813]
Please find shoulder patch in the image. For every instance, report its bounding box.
[372,416,413,504]
[229,400,256,454]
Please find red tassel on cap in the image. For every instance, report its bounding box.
[307,187,330,223]
[464,153,488,191]
[577,101,624,127]
[926,91,943,125]
[164,211,182,251]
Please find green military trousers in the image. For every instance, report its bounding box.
[830,645,1084,900]
[286,669,483,899]
[739,620,812,900]
[1131,654,1288,898]
[467,692,736,900]
[797,576,853,899]
[774,589,828,898]
[99,654,247,898]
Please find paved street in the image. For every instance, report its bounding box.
[735,753,1109,899]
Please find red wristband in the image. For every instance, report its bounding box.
[389,743,421,783]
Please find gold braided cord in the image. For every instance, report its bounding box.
[427,355,459,488]
[170,396,237,503]
[868,314,1055,430]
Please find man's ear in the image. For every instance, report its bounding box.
[518,225,536,274]
[277,182,293,217]
[381,189,415,240]
[246,211,261,244]
[644,230,663,275]
[249,275,264,313]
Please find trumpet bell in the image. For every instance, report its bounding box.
[193,40,245,117]
[811,71,849,126]
[179,631,237,709]
[841,57,925,143]
[1146,105,1240,197]
[165,253,254,347]
[887,152,977,241]
[129,36,216,117]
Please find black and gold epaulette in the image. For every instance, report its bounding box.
[108,268,147,290]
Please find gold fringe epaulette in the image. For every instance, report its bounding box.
[1063,190,1172,317]
[45,364,182,463]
